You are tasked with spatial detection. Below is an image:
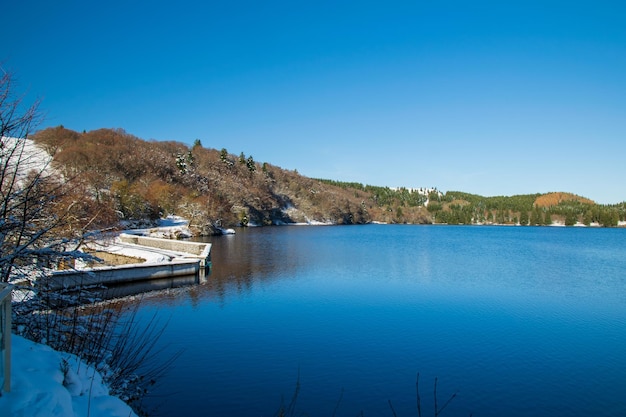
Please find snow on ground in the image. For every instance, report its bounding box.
[0,335,137,417]
[79,216,195,266]
[1,215,194,416]
[1,137,55,184]
[123,215,192,239]
[86,240,173,265]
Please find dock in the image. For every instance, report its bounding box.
[39,235,212,292]
[117,233,211,268]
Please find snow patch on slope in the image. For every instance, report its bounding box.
[0,335,137,417]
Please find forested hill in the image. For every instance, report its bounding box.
[32,127,625,233]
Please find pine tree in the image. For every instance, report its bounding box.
[544,210,552,226]
[519,210,529,226]
[530,208,542,225]
[246,156,256,172]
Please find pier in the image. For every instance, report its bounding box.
[117,233,212,268]
[39,235,212,293]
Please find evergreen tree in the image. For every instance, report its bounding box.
[176,153,188,174]
[530,208,542,225]
[395,206,404,221]
[599,209,619,227]
[246,156,256,172]
[544,210,552,226]
[564,211,577,226]
[519,210,529,226]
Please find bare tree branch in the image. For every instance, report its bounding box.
[0,69,90,283]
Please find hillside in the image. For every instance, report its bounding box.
[534,192,595,207]
[31,127,375,233]
[31,127,625,232]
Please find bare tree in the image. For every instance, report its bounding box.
[0,68,90,283]
[0,70,177,415]
[0,68,42,140]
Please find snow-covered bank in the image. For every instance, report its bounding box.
[0,217,197,417]
[82,215,200,265]
[123,215,192,239]
[0,335,137,417]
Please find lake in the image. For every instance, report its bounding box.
[133,225,626,416]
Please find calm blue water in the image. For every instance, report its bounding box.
[135,225,626,416]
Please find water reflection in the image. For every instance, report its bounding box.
[188,228,315,300]
[94,274,204,300]
[115,225,626,417]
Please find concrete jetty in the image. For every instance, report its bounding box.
[117,233,212,267]
[40,235,212,292]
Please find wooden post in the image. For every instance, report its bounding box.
[0,283,12,394]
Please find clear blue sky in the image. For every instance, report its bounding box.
[5,1,626,203]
